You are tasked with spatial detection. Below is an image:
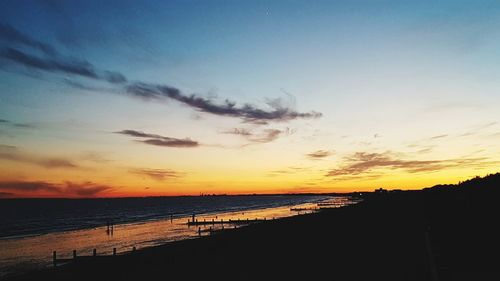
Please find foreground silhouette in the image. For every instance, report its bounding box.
[8,173,500,281]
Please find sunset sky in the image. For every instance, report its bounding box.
[1,0,500,197]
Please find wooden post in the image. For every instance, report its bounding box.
[192,214,195,223]
[53,251,57,267]
[113,248,116,256]
[93,248,97,256]
[198,227,201,236]
[132,246,136,252]
[73,250,77,259]
[170,214,173,223]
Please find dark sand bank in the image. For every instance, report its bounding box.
[8,174,500,281]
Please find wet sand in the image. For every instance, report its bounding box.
[0,198,338,276]
[7,187,500,281]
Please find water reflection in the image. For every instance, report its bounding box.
[0,196,357,276]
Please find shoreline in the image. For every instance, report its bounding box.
[1,195,346,277]
[0,194,331,240]
[7,184,500,281]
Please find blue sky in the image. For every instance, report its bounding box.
[1,0,500,197]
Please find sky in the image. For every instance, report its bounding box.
[1,0,500,198]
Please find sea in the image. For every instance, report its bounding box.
[0,195,356,277]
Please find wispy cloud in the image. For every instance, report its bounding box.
[126,83,321,123]
[223,128,282,145]
[246,129,281,144]
[460,122,498,137]
[0,181,60,193]
[222,128,252,136]
[0,181,112,197]
[1,23,321,124]
[0,23,56,55]
[64,182,113,197]
[1,23,126,84]
[0,145,78,169]
[131,168,183,181]
[80,151,112,164]
[429,134,448,140]
[1,47,126,84]
[115,130,199,148]
[416,147,434,154]
[267,166,311,177]
[306,150,333,159]
[0,118,36,129]
[326,151,496,179]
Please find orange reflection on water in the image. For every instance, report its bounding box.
[0,197,356,277]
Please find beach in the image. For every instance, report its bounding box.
[0,195,339,276]
[7,179,500,281]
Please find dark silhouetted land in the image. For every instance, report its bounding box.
[8,173,500,281]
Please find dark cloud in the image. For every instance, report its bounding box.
[103,71,127,84]
[115,130,199,148]
[326,152,496,178]
[115,129,164,139]
[63,181,112,197]
[141,138,198,147]
[126,82,321,123]
[0,119,8,123]
[0,23,56,55]
[0,146,78,169]
[1,47,127,84]
[0,181,60,193]
[0,181,112,197]
[1,23,321,124]
[62,79,118,92]
[0,192,14,198]
[2,47,98,78]
[131,168,183,181]
[306,150,333,159]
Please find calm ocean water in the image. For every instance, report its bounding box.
[0,195,328,239]
[0,195,355,277]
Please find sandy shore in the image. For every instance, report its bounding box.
[7,186,500,281]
